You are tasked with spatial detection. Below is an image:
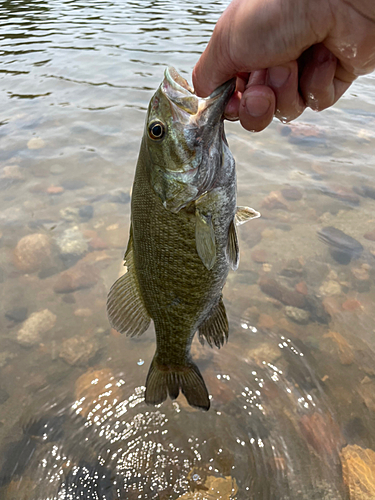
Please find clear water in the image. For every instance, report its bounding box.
[1,1,375,499]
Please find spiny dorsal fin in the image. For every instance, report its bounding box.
[227,218,239,271]
[107,226,151,337]
[235,206,261,226]
[145,356,210,411]
[198,297,229,349]
[195,208,216,270]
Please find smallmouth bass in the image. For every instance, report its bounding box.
[107,67,260,410]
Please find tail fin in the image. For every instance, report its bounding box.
[145,356,210,411]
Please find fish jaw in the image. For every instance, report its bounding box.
[146,67,236,213]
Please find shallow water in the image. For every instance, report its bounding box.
[1,0,375,498]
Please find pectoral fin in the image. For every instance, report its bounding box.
[227,219,239,271]
[195,209,216,270]
[235,206,261,226]
[198,297,229,348]
[107,227,151,337]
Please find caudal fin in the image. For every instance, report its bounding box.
[145,357,210,411]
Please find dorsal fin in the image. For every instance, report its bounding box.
[198,297,229,348]
[235,206,260,226]
[107,226,151,337]
[227,219,239,271]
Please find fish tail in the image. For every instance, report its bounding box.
[145,356,210,411]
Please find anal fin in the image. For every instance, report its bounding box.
[198,297,229,349]
[235,206,260,226]
[107,228,151,337]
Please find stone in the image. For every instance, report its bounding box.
[61,178,86,190]
[53,261,100,293]
[320,185,360,205]
[17,309,57,347]
[14,233,52,273]
[295,281,308,295]
[0,387,9,404]
[364,230,375,241]
[257,313,275,329]
[261,191,288,210]
[342,299,362,312]
[319,280,342,296]
[1,165,24,181]
[340,444,375,500]
[299,412,343,456]
[351,266,370,281]
[59,336,98,366]
[59,207,80,222]
[247,341,281,365]
[107,189,130,204]
[259,277,306,308]
[49,163,65,175]
[317,226,363,264]
[285,306,310,324]
[323,331,354,365]
[178,475,238,500]
[46,185,64,194]
[78,205,94,221]
[27,137,45,149]
[55,227,88,258]
[281,186,303,201]
[251,249,267,263]
[74,308,93,317]
[5,307,28,323]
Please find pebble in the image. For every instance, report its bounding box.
[319,280,342,296]
[320,185,360,205]
[5,307,28,323]
[17,309,57,347]
[351,266,370,281]
[257,313,275,329]
[364,230,375,241]
[285,306,310,324]
[53,261,100,293]
[261,191,288,210]
[317,226,363,264]
[295,281,308,295]
[14,233,52,273]
[259,276,306,308]
[49,164,65,175]
[1,165,25,181]
[46,185,64,195]
[353,185,375,200]
[74,308,93,317]
[281,186,303,201]
[323,331,354,365]
[59,336,98,366]
[342,299,362,311]
[251,249,267,263]
[61,178,86,190]
[55,227,88,258]
[178,475,238,500]
[27,137,45,149]
[78,205,94,221]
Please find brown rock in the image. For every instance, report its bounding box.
[46,185,64,194]
[259,277,306,308]
[17,309,57,347]
[281,186,303,201]
[340,444,375,500]
[59,336,98,366]
[89,236,108,250]
[178,475,238,499]
[323,331,354,365]
[299,412,343,457]
[14,233,52,273]
[251,249,267,263]
[364,230,375,241]
[53,262,100,293]
[295,281,308,295]
[261,191,288,210]
[257,313,275,329]
[342,299,362,312]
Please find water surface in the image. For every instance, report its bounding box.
[1,1,375,498]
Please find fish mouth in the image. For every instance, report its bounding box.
[162,66,235,123]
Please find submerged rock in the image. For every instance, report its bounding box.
[59,336,99,366]
[17,309,57,347]
[285,306,310,324]
[317,226,363,264]
[340,444,375,500]
[259,277,306,309]
[14,233,52,273]
[53,261,100,293]
[55,227,88,259]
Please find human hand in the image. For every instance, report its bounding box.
[193,0,375,132]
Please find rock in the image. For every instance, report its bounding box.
[88,236,108,250]
[247,341,281,365]
[55,227,88,258]
[251,249,267,263]
[59,207,80,222]
[285,306,310,324]
[295,281,308,295]
[364,230,375,241]
[46,185,64,195]
[17,309,57,347]
[49,164,65,175]
[351,266,370,281]
[1,165,25,181]
[74,308,93,317]
[299,412,343,456]
[27,137,45,149]
[0,351,16,368]
[319,185,360,205]
[59,336,98,366]
[53,261,100,293]
[5,307,28,323]
[74,368,122,417]
[0,387,9,404]
[340,444,375,500]
[107,189,130,204]
[178,475,238,500]
[353,185,375,200]
[280,259,304,278]
[342,299,362,312]
[323,331,354,365]
[261,191,288,210]
[259,277,306,308]
[281,186,303,201]
[359,379,375,413]
[61,178,86,190]
[105,224,127,249]
[14,233,52,273]
[257,313,275,329]
[317,226,363,264]
[319,280,342,296]
[78,205,94,221]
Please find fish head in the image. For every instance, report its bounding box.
[144,67,235,212]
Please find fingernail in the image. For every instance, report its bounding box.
[268,65,291,88]
[244,94,272,117]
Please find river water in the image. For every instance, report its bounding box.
[1,1,375,499]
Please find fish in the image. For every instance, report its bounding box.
[107,67,260,411]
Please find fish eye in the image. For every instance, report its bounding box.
[148,120,166,141]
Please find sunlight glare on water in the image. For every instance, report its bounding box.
[1,0,375,499]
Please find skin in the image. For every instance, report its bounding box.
[193,0,375,132]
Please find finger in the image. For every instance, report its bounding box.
[299,44,353,111]
[224,74,248,120]
[239,85,275,132]
[267,61,305,122]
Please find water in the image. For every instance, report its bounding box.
[1,0,375,498]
